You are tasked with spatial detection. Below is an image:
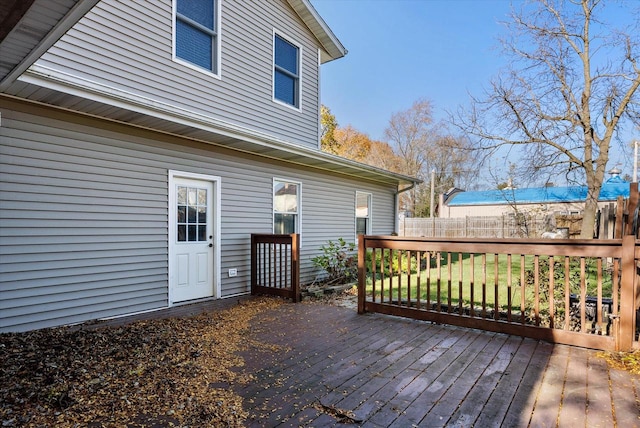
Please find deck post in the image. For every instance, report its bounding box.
[291,233,300,303]
[358,234,366,314]
[619,235,636,351]
[250,234,257,295]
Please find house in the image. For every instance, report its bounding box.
[439,170,630,219]
[0,0,419,332]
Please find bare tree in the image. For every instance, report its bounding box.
[386,99,478,216]
[456,0,640,237]
[385,99,434,215]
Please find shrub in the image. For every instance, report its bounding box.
[365,248,419,277]
[311,238,357,285]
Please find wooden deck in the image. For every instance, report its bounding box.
[233,300,639,428]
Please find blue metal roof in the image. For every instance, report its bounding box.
[447,179,631,207]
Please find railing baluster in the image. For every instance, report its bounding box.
[470,253,475,317]
[372,248,377,303]
[389,249,394,304]
[448,252,453,313]
[380,248,385,304]
[507,253,512,323]
[534,255,540,326]
[416,251,422,310]
[482,253,487,318]
[520,254,526,325]
[458,252,463,315]
[437,252,442,312]
[279,243,284,288]
[549,255,554,329]
[597,257,603,333]
[564,256,570,331]
[407,250,412,308]
[580,257,587,333]
[494,254,499,321]
[426,251,431,310]
[612,258,619,317]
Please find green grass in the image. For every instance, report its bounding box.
[365,251,615,314]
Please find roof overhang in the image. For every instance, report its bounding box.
[0,0,412,187]
[3,92,419,187]
[286,0,347,63]
[0,0,100,91]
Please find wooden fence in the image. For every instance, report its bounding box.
[402,183,639,239]
[401,215,550,239]
[357,235,639,351]
[251,234,300,302]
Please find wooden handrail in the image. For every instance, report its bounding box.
[251,234,300,302]
[358,235,639,351]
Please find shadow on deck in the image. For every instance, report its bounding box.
[234,301,639,427]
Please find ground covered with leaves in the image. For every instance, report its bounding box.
[0,297,283,427]
[597,349,640,375]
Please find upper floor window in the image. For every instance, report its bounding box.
[274,179,300,234]
[356,192,372,236]
[174,0,219,75]
[273,33,300,109]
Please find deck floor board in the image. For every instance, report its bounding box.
[234,301,639,427]
[96,297,639,427]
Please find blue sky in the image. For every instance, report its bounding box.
[310,0,637,182]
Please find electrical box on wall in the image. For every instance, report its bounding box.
[228,268,238,277]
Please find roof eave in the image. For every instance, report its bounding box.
[286,0,347,63]
[0,0,100,91]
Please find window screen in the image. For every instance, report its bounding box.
[274,34,299,107]
[176,0,217,73]
[356,192,371,236]
[274,180,299,234]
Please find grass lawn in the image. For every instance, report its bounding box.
[365,251,615,313]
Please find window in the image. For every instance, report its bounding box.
[274,180,300,234]
[175,0,219,74]
[356,192,372,236]
[176,185,208,242]
[273,33,300,108]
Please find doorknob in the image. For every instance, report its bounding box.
[209,243,213,248]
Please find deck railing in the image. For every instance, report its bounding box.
[251,234,300,302]
[357,235,639,351]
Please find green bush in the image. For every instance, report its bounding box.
[365,248,419,277]
[311,238,357,284]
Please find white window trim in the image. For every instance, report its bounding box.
[273,177,302,236]
[272,29,303,112]
[355,191,373,239]
[172,0,222,79]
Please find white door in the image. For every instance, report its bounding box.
[169,176,215,303]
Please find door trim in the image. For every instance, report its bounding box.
[168,170,221,305]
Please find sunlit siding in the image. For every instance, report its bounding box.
[0,105,397,332]
[32,0,321,149]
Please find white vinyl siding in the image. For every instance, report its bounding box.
[0,104,397,332]
[29,0,321,148]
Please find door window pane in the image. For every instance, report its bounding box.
[177,185,208,242]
